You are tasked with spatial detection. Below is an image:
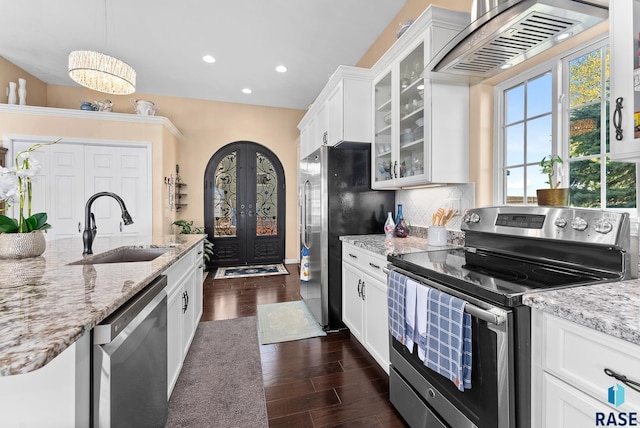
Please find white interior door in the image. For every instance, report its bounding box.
[84,145,151,237]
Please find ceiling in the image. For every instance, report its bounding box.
[0,0,408,110]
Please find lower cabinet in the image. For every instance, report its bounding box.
[342,242,390,373]
[531,310,640,427]
[166,242,204,398]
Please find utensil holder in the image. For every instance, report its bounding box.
[428,226,447,247]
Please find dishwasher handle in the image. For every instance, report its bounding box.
[93,275,167,345]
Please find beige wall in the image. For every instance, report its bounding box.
[0,57,47,107]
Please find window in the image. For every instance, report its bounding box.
[497,38,637,211]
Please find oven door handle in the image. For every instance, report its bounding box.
[387,266,508,326]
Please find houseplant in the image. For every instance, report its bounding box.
[0,140,59,258]
[536,154,569,206]
[172,219,214,268]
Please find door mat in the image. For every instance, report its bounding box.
[257,300,327,344]
[214,263,288,279]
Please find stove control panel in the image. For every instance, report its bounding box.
[461,206,630,248]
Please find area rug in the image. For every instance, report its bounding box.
[214,263,288,279]
[166,317,268,428]
[257,300,327,345]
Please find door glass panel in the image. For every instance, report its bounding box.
[214,151,237,237]
[374,71,392,183]
[256,152,277,236]
[399,42,424,179]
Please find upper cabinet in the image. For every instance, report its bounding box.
[298,66,372,159]
[610,0,640,161]
[371,7,470,189]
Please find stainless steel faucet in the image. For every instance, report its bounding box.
[83,192,134,255]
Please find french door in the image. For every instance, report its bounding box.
[204,141,285,268]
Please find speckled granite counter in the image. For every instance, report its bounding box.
[340,232,463,257]
[523,279,640,346]
[0,234,205,376]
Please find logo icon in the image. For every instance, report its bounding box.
[608,383,625,407]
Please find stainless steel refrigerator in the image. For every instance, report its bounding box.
[300,144,394,330]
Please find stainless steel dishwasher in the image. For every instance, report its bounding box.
[93,275,168,428]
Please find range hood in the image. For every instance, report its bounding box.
[425,0,608,83]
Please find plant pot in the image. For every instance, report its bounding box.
[0,231,46,259]
[536,188,569,206]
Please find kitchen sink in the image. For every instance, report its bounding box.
[68,247,171,265]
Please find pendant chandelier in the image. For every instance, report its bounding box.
[67,0,136,95]
[68,50,136,95]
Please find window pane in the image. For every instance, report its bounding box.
[607,159,636,208]
[256,152,278,236]
[506,85,524,124]
[569,158,601,207]
[605,100,610,153]
[506,123,524,166]
[569,50,602,108]
[526,114,552,164]
[569,104,601,157]
[506,167,525,204]
[214,152,237,237]
[527,73,552,118]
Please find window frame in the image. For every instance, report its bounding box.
[494,34,637,216]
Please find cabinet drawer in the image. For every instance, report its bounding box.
[543,313,640,412]
[342,243,387,283]
[164,247,196,291]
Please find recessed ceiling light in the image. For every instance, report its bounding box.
[242,88,252,94]
[276,65,288,73]
[202,55,216,63]
[500,63,513,70]
[555,32,572,42]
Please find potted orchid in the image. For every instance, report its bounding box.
[0,139,59,258]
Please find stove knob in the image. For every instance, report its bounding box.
[594,219,613,234]
[554,217,567,228]
[468,212,480,223]
[571,217,588,231]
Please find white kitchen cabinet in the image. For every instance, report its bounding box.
[342,242,390,373]
[531,310,640,428]
[165,243,204,398]
[298,66,372,160]
[609,0,640,161]
[8,139,151,240]
[371,6,469,189]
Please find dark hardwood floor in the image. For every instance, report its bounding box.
[202,264,408,427]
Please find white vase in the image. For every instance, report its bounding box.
[18,78,26,105]
[7,82,16,105]
[0,231,46,259]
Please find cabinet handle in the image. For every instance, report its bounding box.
[604,368,640,393]
[323,131,328,145]
[361,282,365,301]
[78,222,81,233]
[613,97,624,141]
[393,161,398,178]
[119,222,123,232]
[349,253,358,259]
[369,262,380,270]
[198,251,203,255]
[357,279,362,297]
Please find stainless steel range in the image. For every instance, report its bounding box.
[387,206,631,428]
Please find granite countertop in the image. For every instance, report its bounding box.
[0,234,205,376]
[523,279,640,346]
[340,233,462,257]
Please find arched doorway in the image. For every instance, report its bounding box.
[204,141,286,268]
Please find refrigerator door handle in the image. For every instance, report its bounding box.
[302,179,310,249]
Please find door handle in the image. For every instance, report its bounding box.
[357,279,362,297]
[393,161,398,178]
[361,282,365,300]
[248,203,253,217]
[78,221,81,233]
[119,222,123,232]
[614,97,623,141]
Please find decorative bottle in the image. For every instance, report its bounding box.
[384,212,395,238]
[395,204,409,238]
[18,78,26,105]
[7,82,16,105]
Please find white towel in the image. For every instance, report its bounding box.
[404,279,418,351]
[415,284,430,362]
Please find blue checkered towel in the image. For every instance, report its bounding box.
[387,270,408,344]
[423,287,472,392]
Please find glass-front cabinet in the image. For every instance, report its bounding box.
[371,7,470,189]
[610,0,640,161]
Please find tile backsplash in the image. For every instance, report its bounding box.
[395,183,475,231]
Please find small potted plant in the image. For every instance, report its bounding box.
[536,155,569,206]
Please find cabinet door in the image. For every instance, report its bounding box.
[166,283,183,398]
[372,70,394,188]
[84,145,151,237]
[194,245,204,324]
[342,262,364,340]
[363,274,390,373]
[316,102,329,147]
[181,269,197,357]
[610,0,640,161]
[328,82,344,147]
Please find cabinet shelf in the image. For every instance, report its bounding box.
[375,124,392,135]
[400,138,424,150]
[377,98,392,112]
[400,108,424,123]
[400,78,423,95]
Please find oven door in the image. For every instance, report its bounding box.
[388,269,517,428]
